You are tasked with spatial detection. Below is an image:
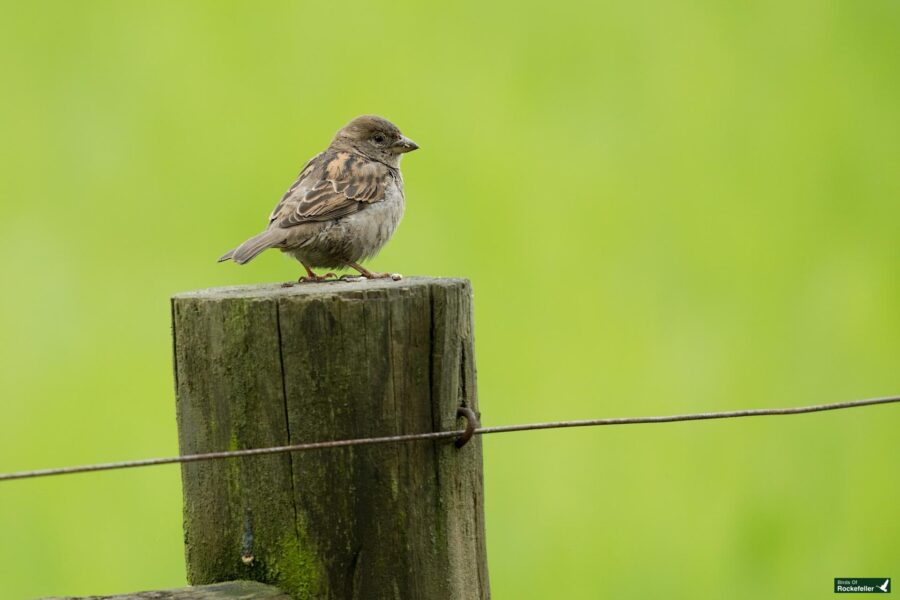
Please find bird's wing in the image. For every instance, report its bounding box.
[268,151,391,228]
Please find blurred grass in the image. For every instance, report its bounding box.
[1,0,898,598]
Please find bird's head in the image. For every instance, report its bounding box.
[330,115,419,167]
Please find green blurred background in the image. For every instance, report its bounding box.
[1,1,898,598]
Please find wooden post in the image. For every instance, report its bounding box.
[45,581,291,600]
[171,278,489,600]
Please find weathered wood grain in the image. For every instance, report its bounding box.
[42,580,290,600]
[172,278,489,599]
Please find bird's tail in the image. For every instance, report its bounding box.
[218,229,287,264]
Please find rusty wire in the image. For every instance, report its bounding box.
[0,395,898,483]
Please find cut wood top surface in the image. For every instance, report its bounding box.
[172,276,468,300]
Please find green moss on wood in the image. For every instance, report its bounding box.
[265,530,322,599]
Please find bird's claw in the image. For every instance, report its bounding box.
[338,273,401,282]
[297,272,337,284]
[360,272,403,281]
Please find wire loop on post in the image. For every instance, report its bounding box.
[455,406,479,448]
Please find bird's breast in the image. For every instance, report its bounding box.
[348,178,404,259]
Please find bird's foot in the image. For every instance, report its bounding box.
[340,272,402,282]
[343,262,402,281]
[297,272,337,284]
[368,272,402,281]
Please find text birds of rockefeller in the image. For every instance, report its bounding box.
[219,115,419,282]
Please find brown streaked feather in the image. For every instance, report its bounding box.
[267,153,323,224]
[268,151,392,229]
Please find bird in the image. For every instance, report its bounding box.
[218,115,419,282]
[879,580,890,593]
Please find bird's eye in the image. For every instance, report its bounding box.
[373,134,385,144]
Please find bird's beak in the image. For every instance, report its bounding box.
[392,135,420,153]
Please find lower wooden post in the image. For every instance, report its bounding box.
[171,278,489,599]
[45,581,291,600]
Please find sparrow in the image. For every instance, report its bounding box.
[218,115,419,282]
